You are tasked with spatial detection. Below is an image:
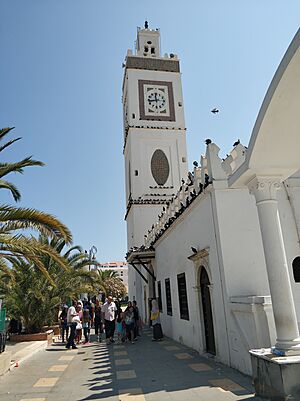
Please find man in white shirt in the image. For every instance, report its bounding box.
[102,296,117,344]
[66,300,78,349]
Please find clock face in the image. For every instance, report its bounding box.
[138,80,175,121]
[146,89,167,113]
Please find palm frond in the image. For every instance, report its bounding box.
[0,137,21,153]
[64,245,83,258]
[0,205,72,243]
[0,180,21,201]
[0,157,44,179]
[0,127,15,142]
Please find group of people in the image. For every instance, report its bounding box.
[59,296,163,349]
[60,299,93,348]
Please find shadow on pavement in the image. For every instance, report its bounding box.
[76,331,261,401]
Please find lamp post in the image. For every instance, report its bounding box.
[82,246,98,301]
[88,245,98,271]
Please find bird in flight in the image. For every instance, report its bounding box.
[211,108,219,114]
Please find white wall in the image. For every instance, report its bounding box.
[212,187,276,373]
[125,130,188,201]
[125,68,185,129]
[152,185,279,375]
[153,193,231,366]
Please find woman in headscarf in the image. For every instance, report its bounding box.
[150,299,163,341]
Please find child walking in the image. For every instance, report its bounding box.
[116,309,125,344]
[82,302,91,344]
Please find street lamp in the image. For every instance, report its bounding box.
[88,245,98,271]
[84,246,98,271]
[82,246,98,301]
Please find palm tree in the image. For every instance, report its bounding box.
[96,268,127,299]
[0,127,72,277]
[0,237,104,333]
[0,205,72,279]
[97,269,119,280]
[0,127,44,202]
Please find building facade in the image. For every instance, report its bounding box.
[95,261,128,292]
[123,24,188,307]
[124,25,300,375]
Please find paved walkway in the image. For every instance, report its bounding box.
[0,328,261,401]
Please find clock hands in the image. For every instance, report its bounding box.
[148,91,166,111]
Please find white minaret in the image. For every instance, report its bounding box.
[123,22,188,301]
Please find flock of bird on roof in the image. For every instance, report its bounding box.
[126,107,243,259]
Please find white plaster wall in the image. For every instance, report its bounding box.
[212,188,270,296]
[125,129,188,200]
[126,204,163,311]
[211,187,280,374]
[126,205,164,248]
[127,265,136,300]
[228,297,275,374]
[152,186,279,375]
[125,68,185,129]
[153,193,231,366]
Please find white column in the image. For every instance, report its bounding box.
[248,176,300,354]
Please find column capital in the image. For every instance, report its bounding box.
[247,176,282,203]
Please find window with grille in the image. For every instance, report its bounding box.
[165,278,172,316]
[177,273,189,320]
[293,257,300,282]
[157,281,163,312]
[151,149,169,186]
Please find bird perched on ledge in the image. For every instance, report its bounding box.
[205,138,212,145]
[191,247,198,254]
[233,139,240,147]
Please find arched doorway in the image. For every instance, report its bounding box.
[200,268,216,355]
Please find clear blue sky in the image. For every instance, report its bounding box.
[1,1,299,262]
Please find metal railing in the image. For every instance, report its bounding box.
[0,307,6,353]
[0,308,6,332]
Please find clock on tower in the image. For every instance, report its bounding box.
[123,22,188,257]
[138,80,175,121]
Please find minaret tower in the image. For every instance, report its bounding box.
[123,22,188,299]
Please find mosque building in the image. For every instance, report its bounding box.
[122,22,300,395]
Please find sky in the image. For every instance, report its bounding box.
[0,1,299,262]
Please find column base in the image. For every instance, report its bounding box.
[250,348,300,400]
[275,339,300,356]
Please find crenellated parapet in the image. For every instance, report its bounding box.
[143,140,247,248]
[222,143,247,176]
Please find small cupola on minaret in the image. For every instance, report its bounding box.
[136,21,160,58]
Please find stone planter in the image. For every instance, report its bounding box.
[10,329,53,345]
[42,325,60,335]
[250,348,300,400]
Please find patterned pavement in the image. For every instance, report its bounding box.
[0,328,261,401]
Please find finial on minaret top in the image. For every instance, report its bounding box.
[136,21,160,57]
